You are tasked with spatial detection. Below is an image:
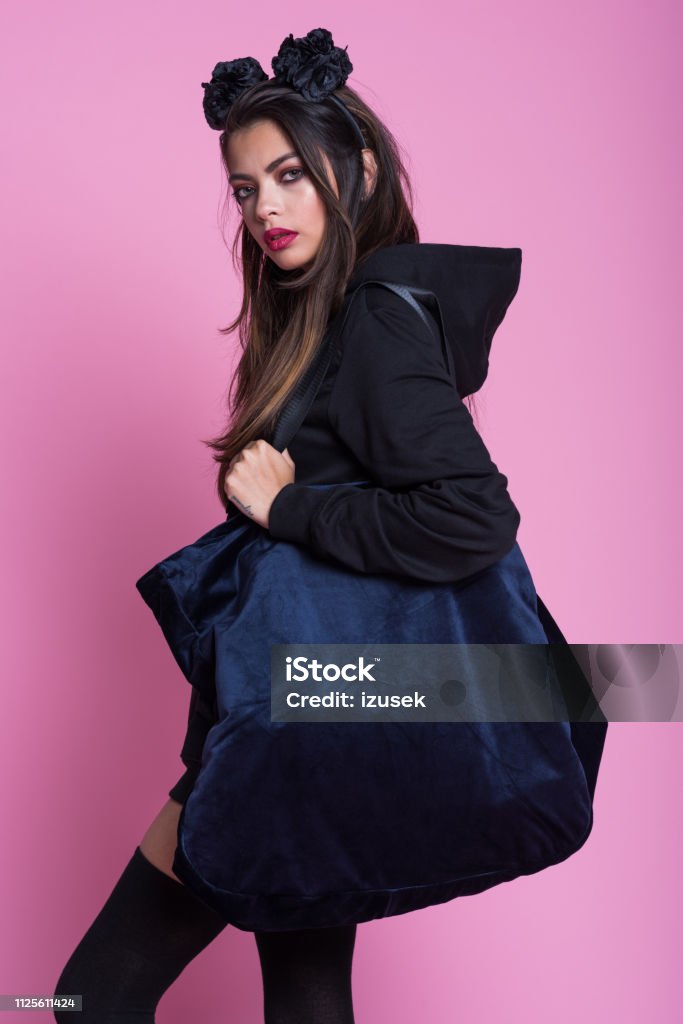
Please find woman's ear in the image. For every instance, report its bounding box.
[361,148,378,198]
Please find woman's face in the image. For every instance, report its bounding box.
[226,119,335,271]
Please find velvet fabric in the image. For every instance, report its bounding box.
[136,482,607,933]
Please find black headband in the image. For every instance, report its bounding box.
[200,27,368,149]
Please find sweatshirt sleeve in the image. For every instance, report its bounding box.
[267,297,521,583]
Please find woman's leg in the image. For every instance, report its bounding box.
[139,794,187,881]
[255,924,357,1024]
[139,799,358,1023]
[54,794,357,1023]
[53,798,229,1023]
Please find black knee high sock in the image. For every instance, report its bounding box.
[53,845,229,1023]
[54,844,358,1023]
[255,924,357,1024]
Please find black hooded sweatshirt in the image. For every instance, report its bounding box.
[267,242,523,582]
[170,241,525,803]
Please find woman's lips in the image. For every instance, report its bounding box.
[265,231,298,251]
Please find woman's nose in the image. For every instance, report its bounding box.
[254,181,283,222]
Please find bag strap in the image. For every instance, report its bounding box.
[270,278,453,453]
[270,283,366,452]
[368,280,456,385]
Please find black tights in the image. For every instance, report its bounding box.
[53,845,356,1023]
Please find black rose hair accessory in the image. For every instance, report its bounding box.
[271,27,352,101]
[200,27,367,148]
[201,57,268,131]
[271,27,366,147]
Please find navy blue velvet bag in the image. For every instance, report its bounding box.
[135,280,607,931]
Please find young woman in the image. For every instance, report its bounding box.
[54,28,606,1024]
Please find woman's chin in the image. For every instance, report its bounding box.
[267,243,316,270]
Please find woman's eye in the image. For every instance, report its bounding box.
[231,168,304,203]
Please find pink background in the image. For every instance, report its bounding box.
[2,1,682,1021]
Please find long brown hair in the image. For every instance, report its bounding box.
[202,79,471,512]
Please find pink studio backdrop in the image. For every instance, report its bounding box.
[2,2,682,1021]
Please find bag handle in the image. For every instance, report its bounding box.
[271,279,453,453]
[369,280,456,385]
[270,281,367,452]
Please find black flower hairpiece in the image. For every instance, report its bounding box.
[271,27,353,101]
[201,56,268,131]
[200,28,365,146]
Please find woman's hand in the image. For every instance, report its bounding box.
[224,440,295,530]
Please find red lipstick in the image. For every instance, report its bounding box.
[264,228,298,251]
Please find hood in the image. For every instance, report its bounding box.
[345,242,522,397]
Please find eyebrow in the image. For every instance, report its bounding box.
[228,151,299,183]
